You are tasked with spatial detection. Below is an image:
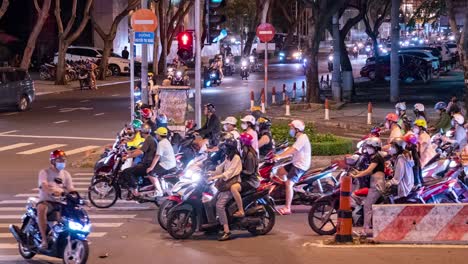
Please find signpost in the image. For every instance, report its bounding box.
[256,23,275,109]
[135,32,155,44]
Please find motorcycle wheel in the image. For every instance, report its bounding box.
[308,200,338,235]
[167,209,196,239]
[158,199,178,231]
[62,239,89,264]
[18,219,36,259]
[247,204,276,236]
[88,179,119,208]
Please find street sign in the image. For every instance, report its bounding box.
[131,9,158,32]
[135,32,154,44]
[256,23,275,43]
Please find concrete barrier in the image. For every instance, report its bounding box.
[373,204,468,244]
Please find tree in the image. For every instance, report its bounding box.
[92,0,139,80]
[362,0,391,57]
[273,0,301,50]
[406,0,445,31]
[54,0,94,85]
[243,0,271,55]
[302,0,347,103]
[224,0,257,55]
[20,0,52,70]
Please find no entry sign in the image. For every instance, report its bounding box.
[256,23,275,43]
[131,9,158,32]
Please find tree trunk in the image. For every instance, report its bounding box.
[55,40,67,85]
[243,32,256,56]
[339,34,351,71]
[306,28,320,103]
[98,39,112,80]
[20,0,51,70]
[461,10,468,110]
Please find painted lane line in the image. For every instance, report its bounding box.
[0,223,122,228]
[32,187,88,192]
[74,173,94,176]
[17,144,67,155]
[94,113,105,116]
[44,105,57,109]
[0,134,114,141]
[0,232,106,238]
[65,146,100,155]
[0,214,136,220]
[71,182,91,186]
[111,94,120,97]
[303,242,468,249]
[80,99,91,102]
[0,243,19,249]
[0,130,19,135]
[53,120,69,124]
[90,206,153,211]
[2,198,142,204]
[0,143,34,152]
[2,112,18,116]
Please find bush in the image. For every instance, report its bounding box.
[270,123,352,156]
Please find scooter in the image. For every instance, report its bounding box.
[224,57,234,76]
[240,59,249,80]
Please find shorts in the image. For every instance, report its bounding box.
[150,164,176,177]
[240,182,255,192]
[37,201,62,220]
[284,164,305,183]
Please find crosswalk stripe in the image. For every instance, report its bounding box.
[0,214,136,219]
[0,232,106,238]
[0,254,60,261]
[0,143,34,152]
[0,199,141,204]
[0,243,18,249]
[0,223,123,228]
[72,177,92,181]
[65,146,100,155]
[71,182,90,186]
[32,187,88,192]
[74,173,94,176]
[17,144,67,155]
[0,207,26,211]
[0,206,151,212]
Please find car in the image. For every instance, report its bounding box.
[278,47,303,62]
[360,54,431,81]
[446,43,458,55]
[53,46,131,76]
[398,50,440,70]
[400,46,441,61]
[0,67,35,111]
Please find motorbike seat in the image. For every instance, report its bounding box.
[241,189,256,197]
[353,188,369,197]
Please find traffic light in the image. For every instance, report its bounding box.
[177,31,193,61]
[206,0,226,44]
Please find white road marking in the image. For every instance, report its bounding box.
[0,232,105,238]
[303,241,468,249]
[65,146,100,155]
[94,112,105,116]
[0,223,122,228]
[17,144,67,155]
[0,199,141,204]
[0,214,136,219]
[2,112,18,116]
[111,94,120,97]
[0,143,34,152]
[0,134,114,141]
[80,99,91,102]
[72,182,91,186]
[32,187,88,192]
[74,173,94,176]
[0,207,29,211]
[53,120,69,124]
[0,243,19,249]
[59,107,93,113]
[44,105,57,109]
[0,130,19,135]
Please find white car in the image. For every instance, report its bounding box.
[53,46,130,75]
[398,50,440,70]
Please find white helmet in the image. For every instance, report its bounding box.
[240,115,256,125]
[365,137,382,149]
[453,113,465,125]
[395,102,406,111]
[221,116,237,126]
[289,120,305,132]
[414,103,425,112]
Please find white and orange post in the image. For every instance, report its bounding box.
[250,90,255,110]
[292,82,297,100]
[282,84,286,102]
[301,81,306,102]
[285,96,291,116]
[261,90,266,113]
[272,86,276,105]
[324,99,330,120]
[367,102,372,125]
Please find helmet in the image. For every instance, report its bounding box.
[156,127,168,136]
[395,102,406,111]
[385,113,399,122]
[414,103,425,112]
[453,113,465,125]
[141,123,152,134]
[241,115,256,125]
[239,132,254,146]
[157,113,168,124]
[132,119,143,130]
[140,108,153,119]
[365,137,382,149]
[204,103,216,113]
[391,137,407,149]
[220,137,238,150]
[257,117,272,129]
[219,132,235,144]
[50,150,67,161]
[221,116,237,126]
[289,119,305,132]
[434,101,447,110]
[148,72,154,77]
[414,119,427,128]
[403,133,418,145]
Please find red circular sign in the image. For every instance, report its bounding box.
[256,23,275,42]
[131,9,158,32]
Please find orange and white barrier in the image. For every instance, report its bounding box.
[285,96,291,116]
[272,86,277,104]
[261,91,266,113]
[292,82,297,99]
[367,102,372,125]
[324,99,330,120]
[250,90,255,110]
[373,204,468,244]
[282,84,286,102]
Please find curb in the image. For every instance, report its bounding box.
[35,78,139,97]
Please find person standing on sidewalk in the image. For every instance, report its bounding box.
[122,46,129,59]
[274,120,311,215]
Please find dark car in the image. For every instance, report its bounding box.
[0,67,35,111]
[360,54,431,81]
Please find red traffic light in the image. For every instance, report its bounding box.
[177,32,193,47]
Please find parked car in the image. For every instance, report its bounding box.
[53,46,131,76]
[0,67,35,111]
[446,43,458,55]
[398,50,440,71]
[360,54,432,82]
[400,46,442,61]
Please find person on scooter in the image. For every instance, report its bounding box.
[413,119,436,168]
[257,117,274,158]
[387,137,415,199]
[231,132,260,218]
[221,116,240,140]
[37,150,75,250]
[141,108,157,136]
[240,115,259,156]
[121,124,157,198]
[274,120,311,215]
[444,113,467,151]
[413,103,427,126]
[429,102,451,133]
[156,112,168,129]
[384,113,402,146]
[395,102,411,134]
[351,137,385,236]
[447,95,466,117]
[207,137,242,241]
[146,127,177,196]
[126,119,145,149]
[403,133,422,188]
[196,103,221,146]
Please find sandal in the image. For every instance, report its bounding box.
[233,211,245,218]
[278,207,292,215]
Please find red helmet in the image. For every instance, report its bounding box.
[239,132,254,146]
[403,133,418,145]
[50,150,67,161]
[385,113,398,122]
[140,108,153,119]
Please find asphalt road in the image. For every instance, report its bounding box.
[1,60,467,263]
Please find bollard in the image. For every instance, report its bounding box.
[285,96,291,116]
[282,84,286,102]
[261,91,266,113]
[367,102,372,125]
[272,86,277,105]
[250,90,255,110]
[324,99,330,120]
[292,82,297,99]
[335,174,353,243]
[301,81,306,102]
[326,74,330,86]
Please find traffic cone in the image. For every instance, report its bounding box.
[261,90,266,113]
[272,86,276,104]
[335,174,353,243]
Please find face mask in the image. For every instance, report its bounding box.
[199,144,207,154]
[385,122,390,129]
[413,127,420,134]
[223,124,229,131]
[241,123,248,130]
[451,120,455,127]
[388,147,396,155]
[396,110,400,116]
[55,162,66,171]
[366,147,375,155]
[289,129,296,137]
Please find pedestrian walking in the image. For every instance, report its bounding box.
[122,46,129,59]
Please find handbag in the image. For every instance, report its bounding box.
[215,175,239,192]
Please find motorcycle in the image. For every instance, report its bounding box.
[39,63,56,81]
[249,55,260,72]
[204,67,221,87]
[240,59,249,80]
[9,191,90,264]
[327,54,333,72]
[224,57,234,76]
[170,68,190,86]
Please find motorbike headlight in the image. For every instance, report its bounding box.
[176,71,182,77]
[184,169,201,182]
[293,52,301,58]
[168,68,174,72]
[328,55,333,61]
[210,73,216,77]
[225,59,230,63]
[134,91,141,96]
[365,47,371,52]
[279,52,285,57]
[68,221,91,233]
[241,61,247,67]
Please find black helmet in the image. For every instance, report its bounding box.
[205,103,215,113]
[140,124,152,134]
[257,117,272,130]
[220,137,238,151]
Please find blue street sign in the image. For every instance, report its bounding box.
[135,32,154,44]
[133,45,136,58]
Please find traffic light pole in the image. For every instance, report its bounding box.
[194,0,202,128]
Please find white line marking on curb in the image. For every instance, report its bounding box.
[17,144,67,155]
[0,143,34,152]
[80,99,91,102]
[53,120,69,124]
[94,113,105,116]
[0,130,19,135]
[111,94,120,97]
[44,105,57,109]
[65,145,100,155]
[0,134,114,141]
[2,112,18,116]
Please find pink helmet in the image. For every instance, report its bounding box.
[239,132,254,146]
[403,133,418,145]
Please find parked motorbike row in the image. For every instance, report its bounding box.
[39,60,112,82]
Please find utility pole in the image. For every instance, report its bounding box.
[332,13,341,102]
[390,0,400,102]
[194,0,202,128]
[130,28,135,120]
[141,0,149,104]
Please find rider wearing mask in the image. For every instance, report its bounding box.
[37,150,75,249]
[385,113,402,145]
[444,113,467,151]
[403,133,422,188]
[231,132,260,218]
[413,119,436,168]
[395,102,410,134]
[257,117,274,158]
[207,137,242,241]
[413,103,427,126]
[351,137,385,236]
[197,103,221,146]
[447,95,466,117]
[221,116,240,140]
[140,108,157,137]
[387,137,415,199]
[274,120,311,215]
[240,115,259,156]
[430,102,451,133]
